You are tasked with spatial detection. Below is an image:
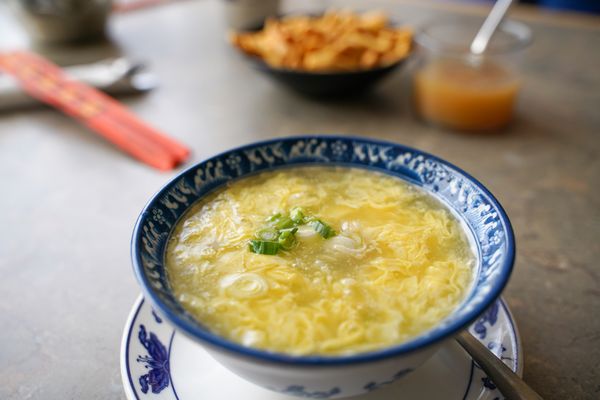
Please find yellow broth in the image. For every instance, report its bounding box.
[166,167,475,355]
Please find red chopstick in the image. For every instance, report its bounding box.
[112,0,188,14]
[65,76,190,163]
[0,51,190,171]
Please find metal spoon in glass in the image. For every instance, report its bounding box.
[470,0,514,55]
[456,330,543,399]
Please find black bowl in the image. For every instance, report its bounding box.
[235,14,411,97]
[246,58,407,97]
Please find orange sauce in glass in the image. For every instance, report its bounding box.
[414,59,521,131]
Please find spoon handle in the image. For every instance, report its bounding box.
[456,330,544,400]
[470,0,513,54]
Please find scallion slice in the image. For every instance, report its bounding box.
[278,227,298,249]
[290,207,305,224]
[309,219,336,239]
[257,228,279,241]
[266,213,282,222]
[269,215,294,230]
[249,240,280,255]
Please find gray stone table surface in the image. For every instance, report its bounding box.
[0,1,598,399]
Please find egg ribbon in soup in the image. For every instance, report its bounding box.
[166,167,475,355]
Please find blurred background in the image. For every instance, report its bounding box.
[0,1,598,399]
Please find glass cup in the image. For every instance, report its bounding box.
[223,0,280,30]
[413,19,532,132]
[10,0,112,44]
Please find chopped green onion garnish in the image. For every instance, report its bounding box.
[257,228,279,241]
[309,219,336,239]
[269,215,294,230]
[279,226,298,234]
[290,207,305,224]
[251,209,335,255]
[278,227,298,249]
[249,240,280,255]
[266,213,282,222]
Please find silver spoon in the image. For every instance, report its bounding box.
[456,330,543,399]
[470,0,514,55]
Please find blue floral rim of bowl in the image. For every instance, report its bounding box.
[131,135,515,366]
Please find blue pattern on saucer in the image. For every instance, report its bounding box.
[123,297,520,399]
[281,385,341,398]
[137,325,170,394]
[364,368,414,392]
[473,302,500,340]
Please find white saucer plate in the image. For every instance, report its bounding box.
[121,295,522,400]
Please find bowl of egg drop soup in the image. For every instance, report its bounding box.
[132,136,515,398]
